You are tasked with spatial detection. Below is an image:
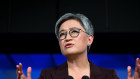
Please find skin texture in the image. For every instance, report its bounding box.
[58,19,94,79]
[16,63,31,79]
[16,19,140,79]
[127,58,140,79]
[58,19,93,57]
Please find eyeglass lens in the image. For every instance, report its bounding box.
[59,28,81,40]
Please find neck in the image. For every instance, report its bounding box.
[67,52,89,70]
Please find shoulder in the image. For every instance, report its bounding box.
[89,60,114,73]
[38,62,68,79]
[95,65,118,75]
[94,65,115,73]
[95,65,119,79]
[43,61,67,73]
[89,60,119,79]
[38,67,55,79]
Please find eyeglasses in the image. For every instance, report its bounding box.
[58,28,89,40]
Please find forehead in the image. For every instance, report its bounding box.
[59,19,85,31]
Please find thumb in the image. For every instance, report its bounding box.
[27,67,32,79]
[127,66,132,78]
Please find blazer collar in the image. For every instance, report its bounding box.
[89,60,105,79]
[53,60,103,79]
[52,62,68,79]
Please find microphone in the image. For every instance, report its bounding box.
[65,76,74,79]
[82,75,89,79]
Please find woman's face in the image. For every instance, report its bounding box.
[58,19,93,57]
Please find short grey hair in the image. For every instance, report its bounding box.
[55,13,94,51]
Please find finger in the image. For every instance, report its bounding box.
[16,65,22,75]
[16,65,19,69]
[136,58,140,78]
[127,66,132,77]
[17,70,26,79]
[16,63,24,79]
[136,58,139,66]
[16,65,20,79]
[16,65,19,74]
[27,67,32,79]
[19,63,23,71]
[17,71,22,79]
[135,58,140,72]
[137,58,140,70]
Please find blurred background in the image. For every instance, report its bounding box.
[0,0,140,79]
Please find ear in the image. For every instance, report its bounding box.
[87,35,94,46]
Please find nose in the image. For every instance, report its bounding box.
[65,33,72,42]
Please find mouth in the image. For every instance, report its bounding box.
[65,43,74,48]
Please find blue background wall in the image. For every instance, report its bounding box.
[0,53,139,79]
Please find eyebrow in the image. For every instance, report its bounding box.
[59,27,80,33]
[60,27,78,31]
[69,27,79,30]
[59,30,65,33]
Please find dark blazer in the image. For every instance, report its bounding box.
[39,60,119,79]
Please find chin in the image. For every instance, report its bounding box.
[62,49,82,56]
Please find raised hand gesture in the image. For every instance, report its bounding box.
[16,63,32,79]
[127,58,140,79]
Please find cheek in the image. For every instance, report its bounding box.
[76,35,88,47]
[59,41,63,48]
[59,41,64,51]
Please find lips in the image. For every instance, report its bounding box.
[65,43,74,48]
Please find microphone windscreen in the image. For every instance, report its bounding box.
[65,76,74,79]
[82,76,89,79]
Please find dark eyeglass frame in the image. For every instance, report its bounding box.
[58,28,89,40]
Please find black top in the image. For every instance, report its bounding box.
[39,60,119,79]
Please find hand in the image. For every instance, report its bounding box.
[16,63,32,79]
[127,58,140,79]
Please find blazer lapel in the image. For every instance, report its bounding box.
[89,60,105,79]
[52,62,68,79]
[51,60,106,79]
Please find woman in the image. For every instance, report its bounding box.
[16,13,140,79]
